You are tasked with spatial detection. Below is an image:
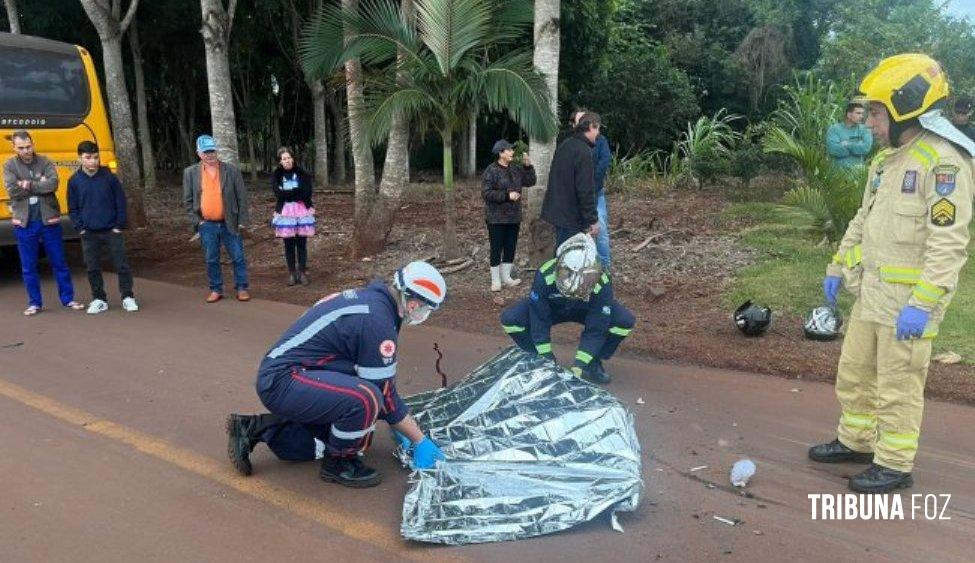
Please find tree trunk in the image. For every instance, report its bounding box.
[527,0,560,264]
[327,90,348,184]
[349,0,412,257]
[246,128,257,183]
[463,116,477,177]
[442,130,459,259]
[128,20,156,192]
[342,0,376,222]
[4,0,20,33]
[200,0,240,166]
[310,80,329,188]
[79,0,146,225]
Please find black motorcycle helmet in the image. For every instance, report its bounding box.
[734,300,772,336]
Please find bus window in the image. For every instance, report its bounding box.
[0,46,90,125]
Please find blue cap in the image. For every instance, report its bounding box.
[196,135,218,153]
[491,139,513,155]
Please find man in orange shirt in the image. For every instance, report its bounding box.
[182,135,251,302]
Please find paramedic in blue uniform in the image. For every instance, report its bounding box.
[500,233,634,384]
[225,261,448,488]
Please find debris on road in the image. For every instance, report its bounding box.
[730,459,756,487]
[690,465,708,472]
[713,515,739,526]
[636,397,645,405]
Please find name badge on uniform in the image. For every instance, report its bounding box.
[933,165,958,196]
[901,170,917,193]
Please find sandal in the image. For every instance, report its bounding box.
[23,305,40,316]
[64,301,85,310]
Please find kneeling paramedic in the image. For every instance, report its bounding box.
[225,261,448,488]
[500,233,634,384]
[810,54,973,493]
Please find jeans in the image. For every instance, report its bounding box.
[199,221,248,292]
[14,220,75,307]
[595,191,611,268]
[81,231,134,301]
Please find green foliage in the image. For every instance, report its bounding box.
[606,149,675,193]
[762,73,864,240]
[671,110,742,188]
[575,23,699,151]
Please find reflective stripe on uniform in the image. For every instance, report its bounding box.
[331,424,376,440]
[544,273,556,286]
[909,140,939,169]
[267,305,370,358]
[592,273,610,295]
[841,411,877,430]
[880,430,919,451]
[609,326,632,336]
[540,259,556,273]
[912,280,946,304]
[355,363,397,380]
[878,266,922,284]
[536,342,552,354]
[845,245,862,268]
[502,324,526,334]
[575,350,594,364]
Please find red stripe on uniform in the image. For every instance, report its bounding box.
[291,371,376,443]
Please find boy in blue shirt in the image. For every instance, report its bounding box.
[68,141,138,314]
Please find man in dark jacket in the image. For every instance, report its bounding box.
[573,109,613,268]
[541,112,602,247]
[182,134,251,303]
[950,95,975,141]
[68,141,137,314]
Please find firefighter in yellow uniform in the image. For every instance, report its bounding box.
[809,54,974,493]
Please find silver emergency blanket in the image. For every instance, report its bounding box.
[398,347,643,545]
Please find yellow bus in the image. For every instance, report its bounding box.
[0,32,117,246]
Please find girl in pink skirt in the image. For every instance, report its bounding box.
[271,147,315,285]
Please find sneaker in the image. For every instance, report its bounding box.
[236,290,251,302]
[319,456,382,488]
[65,301,85,310]
[206,291,222,303]
[86,299,108,315]
[121,297,139,312]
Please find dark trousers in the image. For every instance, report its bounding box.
[14,220,75,307]
[554,226,580,249]
[283,236,308,272]
[486,222,520,266]
[500,297,635,361]
[256,368,383,459]
[81,231,134,301]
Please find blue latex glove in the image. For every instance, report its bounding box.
[823,275,842,305]
[412,436,446,469]
[895,305,929,341]
[391,430,412,451]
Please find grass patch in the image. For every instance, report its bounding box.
[725,203,975,364]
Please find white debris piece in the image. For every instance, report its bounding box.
[713,515,738,526]
[636,397,645,405]
[690,465,708,472]
[730,459,756,487]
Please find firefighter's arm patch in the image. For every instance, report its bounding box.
[931,198,956,227]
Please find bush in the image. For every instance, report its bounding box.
[671,109,741,189]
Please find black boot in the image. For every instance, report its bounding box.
[287,271,297,286]
[298,270,309,285]
[849,463,913,493]
[583,360,612,384]
[808,438,873,463]
[225,413,281,476]
[320,456,382,488]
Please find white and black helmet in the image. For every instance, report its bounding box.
[804,305,842,341]
[554,233,602,299]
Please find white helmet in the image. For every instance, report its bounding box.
[393,261,447,324]
[554,233,601,299]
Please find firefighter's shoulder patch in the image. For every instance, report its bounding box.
[933,164,958,197]
[931,197,956,227]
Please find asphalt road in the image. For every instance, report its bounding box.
[1,273,973,562]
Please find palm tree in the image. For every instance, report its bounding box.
[301,0,558,259]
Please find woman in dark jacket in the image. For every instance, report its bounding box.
[270,147,315,286]
[482,139,535,291]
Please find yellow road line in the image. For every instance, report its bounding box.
[0,378,465,563]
